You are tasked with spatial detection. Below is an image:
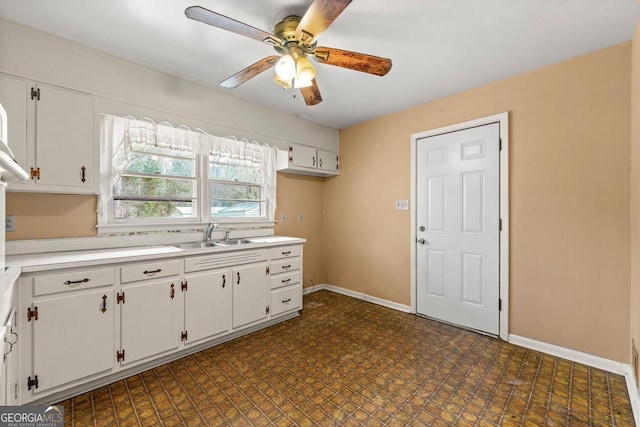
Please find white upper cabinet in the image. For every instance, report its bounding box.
[0,74,95,193]
[277,143,339,176]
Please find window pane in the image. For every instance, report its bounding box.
[114,200,195,219]
[211,201,263,218]
[115,176,196,199]
[125,152,195,177]
[209,160,261,183]
[210,182,261,200]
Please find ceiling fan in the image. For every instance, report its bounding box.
[185,0,392,106]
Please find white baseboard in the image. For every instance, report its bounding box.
[510,334,639,426]
[303,283,411,313]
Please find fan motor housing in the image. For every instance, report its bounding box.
[273,15,316,55]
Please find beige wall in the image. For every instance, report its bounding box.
[6,193,97,240]
[326,43,632,362]
[631,21,640,380]
[274,173,326,288]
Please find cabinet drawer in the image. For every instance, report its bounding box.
[270,258,301,274]
[270,271,301,290]
[270,245,302,260]
[120,259,180,284]
[270,285,302,317]
[34,267,114,296]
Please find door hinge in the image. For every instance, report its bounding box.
[266,266,270,275]
[27,306,38,322]
[116,291,125,304]
[116,349,125,362]
[181,331,188,342]
[266,306,270,315]
[30,167,40,180]
[499,299,502,311]
[30,87,40,101]
[27,375,38,391]
[499,219,502,231]
[181,280,188,291]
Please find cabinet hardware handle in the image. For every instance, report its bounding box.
[64,278,89,285]
[319,158,323,167]
[312,156,316,166]
[101,295,107,313]
[282,298,291,304]
[282,251,291,255]
[170,283,175,299]
[81,166,86,183]
[282,265,291,270]
[237,272,241,285]
[3,337,12,362]
[143,269,162,275]
[222,274,226,288]
[282,278,291,283]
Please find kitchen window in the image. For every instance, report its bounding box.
[98,114,276,232]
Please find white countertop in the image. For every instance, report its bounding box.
[6,236,306,273]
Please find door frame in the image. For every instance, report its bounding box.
[410,112,509,340]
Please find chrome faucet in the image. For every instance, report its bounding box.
[204,223,216,241]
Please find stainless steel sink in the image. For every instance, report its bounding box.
[213,239,252,246]
[174,241,218,249]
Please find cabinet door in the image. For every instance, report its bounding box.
[317,149,339,173]
[185,269,231,344]
[120,280,180,365]
[289,144,318,169]
[232,263,268,329]
[33,83,93,189]
[32,290,114,393]
[0,74,28,170]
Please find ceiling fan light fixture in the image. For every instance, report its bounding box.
[275,54,296,80]
[273,75,292,89]
[293,77,313,89]
[295,56,316,82]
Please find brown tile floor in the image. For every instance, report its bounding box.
[58,290,636,426]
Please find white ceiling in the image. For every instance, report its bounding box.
[1,0,639,129]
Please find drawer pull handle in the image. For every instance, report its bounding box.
[144,269,162,275]
[282,251,291,255]
[282,265,291,270]
[222,274,226,288]
[282,298,291,304]
[282,278,291,283]
[64,278,89,285]
[237,272,241,285]
[101,295,107,313]
[170,283,175,299]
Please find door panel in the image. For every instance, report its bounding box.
[416,123,500,335]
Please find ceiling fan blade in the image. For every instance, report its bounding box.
[300,79,323,106]
[220,56,280,88]
[296,0,352,44]
[313,47,392,76]
[185,6,282,47]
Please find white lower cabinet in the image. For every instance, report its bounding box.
[119,279,181,365]
[183,269,231,344]
[22,267,116,398]
[18,242,303,404]
[232,263,269,329]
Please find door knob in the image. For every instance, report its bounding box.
[419,226,426,231]
[417,238,426,245]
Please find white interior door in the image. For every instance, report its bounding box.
[416,123,500,335]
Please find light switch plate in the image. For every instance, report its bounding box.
[395,200,409,210]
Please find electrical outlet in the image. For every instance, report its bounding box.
[395,200,409,210]
[5,215,15,232]
[298,213,303,222]
[280,213,286,222]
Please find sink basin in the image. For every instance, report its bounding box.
[174,241,218,249]
[213,239,252,246]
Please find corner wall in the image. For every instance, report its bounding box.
[325,43,632,362]
[630,20,640,381]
